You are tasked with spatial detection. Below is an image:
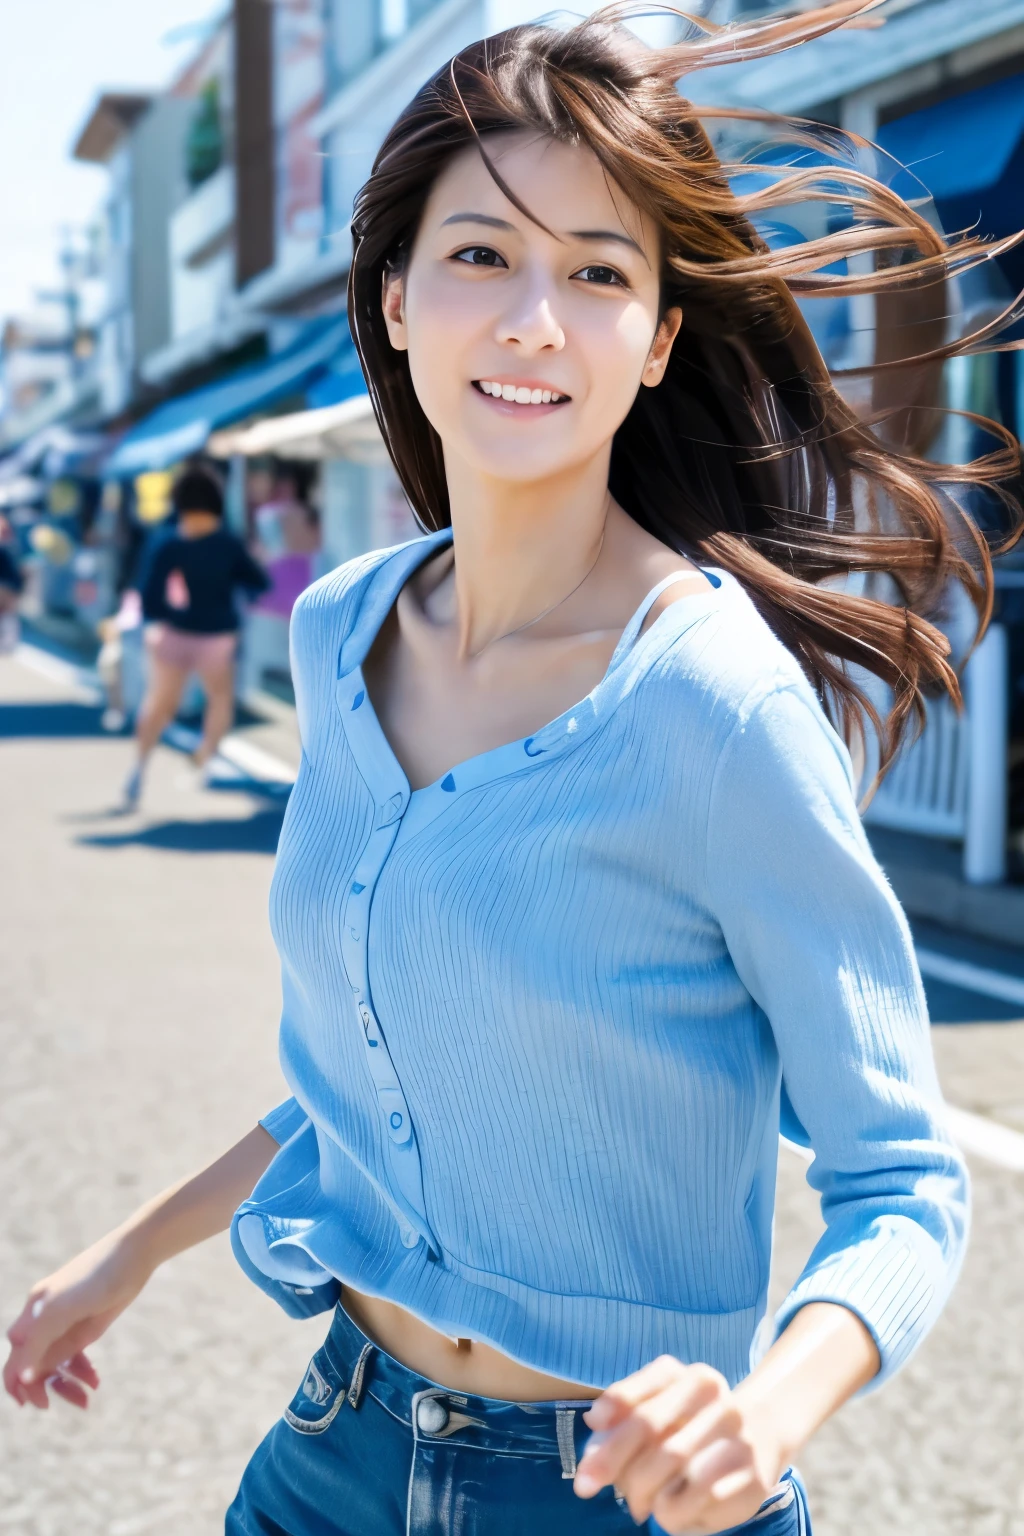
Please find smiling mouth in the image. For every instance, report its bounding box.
[473,380,570,405]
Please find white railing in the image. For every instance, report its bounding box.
[863,624,1009,883]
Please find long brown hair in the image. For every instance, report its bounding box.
[348,0,1023,775]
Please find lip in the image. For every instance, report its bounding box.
[471,378,572,410]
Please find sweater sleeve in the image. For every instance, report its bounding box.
[705,683,968,1389]
[138,540,172,623]
[259,1096,310,1146]
[232,538,271,598]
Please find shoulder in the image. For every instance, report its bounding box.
[142,534,177,569]
[642,571,854,786]
[287,534,448,739]
[291,534,441,658]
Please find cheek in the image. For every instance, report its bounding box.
[573,300,658,417]
[402,275,482,421]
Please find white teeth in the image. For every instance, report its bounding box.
[478,381,565,404]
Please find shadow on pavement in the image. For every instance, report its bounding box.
[0,701,106,738]
[77,809,285,856]
[925,978,1023,1026]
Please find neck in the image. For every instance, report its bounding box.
[179,512,221,538]
[443,450,611,660]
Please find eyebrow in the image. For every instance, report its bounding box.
[569,228,647,261]
[440,213,516,231]
[440,212,647,261]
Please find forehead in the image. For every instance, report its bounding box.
[421,130,652,251]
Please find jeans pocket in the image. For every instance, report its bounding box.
[283,1345,348,1436]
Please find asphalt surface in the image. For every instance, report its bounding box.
[2,647,1023,1536]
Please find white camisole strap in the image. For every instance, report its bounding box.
[610,565,721,669]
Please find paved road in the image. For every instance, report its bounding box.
[2,648,1023,1536]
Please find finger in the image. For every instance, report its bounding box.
[27,1316,111,1386]
[3,1359,27,1406]
[609,1431,728,1525]
[652,1438,758,1534]
[7,1294,73,1382]
[660,1392,744,1468]
[13,1372,50,1411]
[49,1372,90,1410]
[584,1355,694,1431]
[605,1424,749,1525]
[575,1371,724,1497]
[5,1292,44,1347]
[63,1351,100,1390]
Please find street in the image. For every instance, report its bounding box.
[2,645,1023,1536]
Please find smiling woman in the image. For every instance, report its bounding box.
[4,5,1020,1536]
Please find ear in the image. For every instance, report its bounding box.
[641,306,682,388]
[382,270,409,352]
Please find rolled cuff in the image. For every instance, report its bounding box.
[773,1213,959,1391]
[259,1096,310,1147]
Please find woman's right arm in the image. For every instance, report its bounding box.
[3,1124,278,1411]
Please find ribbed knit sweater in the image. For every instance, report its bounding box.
[231,530,968,1391]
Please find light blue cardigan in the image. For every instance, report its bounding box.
[232,530,967,1391]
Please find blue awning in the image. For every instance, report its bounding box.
[877,74,1024,203]
[106,317,353,476]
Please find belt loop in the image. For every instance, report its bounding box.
[346,1342,375,1409]
[555,1408,577,1479]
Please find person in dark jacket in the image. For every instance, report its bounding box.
[0,516,24,654]
[122,468,269,809]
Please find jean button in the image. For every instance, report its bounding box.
[416,1396,449,1435]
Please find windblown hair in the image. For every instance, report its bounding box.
[349,0,1023,776]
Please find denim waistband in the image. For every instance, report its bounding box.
[304,1305,807,1535]
[318,1303,593,1476]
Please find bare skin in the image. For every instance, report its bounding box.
[5,132,880,1533]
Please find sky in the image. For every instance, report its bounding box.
[0,0,223,330]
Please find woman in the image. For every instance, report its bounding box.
[122,467,269,809]
[5,5,1019,1532]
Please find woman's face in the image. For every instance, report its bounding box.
[383,132,681,486]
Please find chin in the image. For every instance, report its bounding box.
[461,440,586,485]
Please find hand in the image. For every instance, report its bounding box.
[573,1355,784,1534]
[4,1231,153,1411]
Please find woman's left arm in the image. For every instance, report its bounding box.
[576,680,967,1532]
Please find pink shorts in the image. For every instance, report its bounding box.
[145,625,237,675]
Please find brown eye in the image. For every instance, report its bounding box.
[573,264,624,286]
[454,246,506,268]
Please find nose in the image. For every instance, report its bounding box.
[494,267,565,355]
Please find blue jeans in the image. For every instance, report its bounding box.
[227,1305,811,1536]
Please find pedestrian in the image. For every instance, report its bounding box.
[5,5,1019,1534]
[0,515,24,655]
[119,467,269,810]
[95,589,143,734]
[251,460,321,620]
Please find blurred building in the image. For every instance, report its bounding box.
[72,91,192,417]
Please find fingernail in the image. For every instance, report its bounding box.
[31,1299,45,1319]
[19,1368,34,1384]
[574,1472,601,1497]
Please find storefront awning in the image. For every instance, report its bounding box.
[207,395,384,463]
[878,73,1024,202]
[105,317,353,477]
[1,425,110,481]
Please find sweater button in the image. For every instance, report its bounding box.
[377,792,405,827]
[416,1397,449,1435]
